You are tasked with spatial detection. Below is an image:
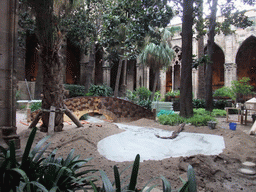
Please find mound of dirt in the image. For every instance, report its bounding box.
[17,116,256,191]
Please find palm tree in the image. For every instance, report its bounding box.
[25,0,81,132]
[139,27,175,100]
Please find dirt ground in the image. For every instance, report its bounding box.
[17,111,256,192]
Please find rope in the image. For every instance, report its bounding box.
[41,108,66,113]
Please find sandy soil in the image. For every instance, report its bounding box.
[17,110,256,192]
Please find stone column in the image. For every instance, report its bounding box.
[159,70,166,99]
[0,0,20,149]
[144,67,150,89]
[172,65,175,91]
[136,63,142,89]
[225,63,237,87]
[103,61,111,87]
[192,68,198,99]
[80,53,89,85]
[126,62,135,91]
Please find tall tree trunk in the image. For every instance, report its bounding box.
[40,47,64,132]
[114,59,123,97]
[197,0,205,99]
[120,58,128,97]
[205,0,218,112]
[85,43,95,93]
[180,0,194,118]
[151,69,159,101]
[33,0,64,132]
[34,55,43,99]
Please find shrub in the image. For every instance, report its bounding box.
[192,99,205,108]
[30,102,42,112]
[126,89,137,102]
[125,88,152,110]
[0,127,96,191]
[158,108,217,126]
[154,91,161,101]
[213,86,234,99]
[186,114,215,126]
[88,84,113,97]
[137,99,152,110]
[231,77,253,99]
[211,109,227,117]
[213,99,228,109]
[64,84,86,97]
[135,87,151,100]
[158,114,185,126]
[165,90,180,97]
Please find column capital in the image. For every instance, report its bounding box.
[224,63,237,71]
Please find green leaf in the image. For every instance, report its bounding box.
[128,154,140,191]
[64,148,75,166]
[161,175,171,192]
[179,181,189,192]
[9,140,17,168]
[21,127,37,167]
[31,135,51,158]
[33,142,51,162]
[114,165,121,192]
[100,170,115,192]
[187,165,197,192]
[30,181,49,192]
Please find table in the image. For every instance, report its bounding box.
[225,107,256,125]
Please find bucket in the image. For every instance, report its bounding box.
[229,122,237,131]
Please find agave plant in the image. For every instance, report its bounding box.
[0,127,97,192]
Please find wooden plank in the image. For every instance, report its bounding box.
[48,106,55,135]
[64,105,83,127]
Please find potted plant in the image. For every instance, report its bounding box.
[208,120,217,129]
[213,86,234,100]
[165,90,180,101]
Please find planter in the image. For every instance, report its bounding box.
[208,121,217,129]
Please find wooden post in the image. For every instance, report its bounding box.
[64,105,83,127]
[27,102,31,123]
[48,106,55,135]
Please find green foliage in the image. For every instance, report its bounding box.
[0,127,96,192]
[88,84,113,97]
[192,54,212,69]
[64,84,86,98]
[125,87,152,109]
[135,87,152,100]
[18,6,36,48]
[98,154,197,192]
[154,91,161,101]
[157,110,174,117]
[158,108,217,126]
[137,99,152,110]
[213,100,229,110]
[30,102,42,112]
[126,90,137,103]
[158,114,185,126]
[102,0,174,63]
[192,99,206,109]
[231,77,254,98]
[213,86,234,99]
[211,109,227,117]
[166,90,180,97]
[186,114,214,126]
